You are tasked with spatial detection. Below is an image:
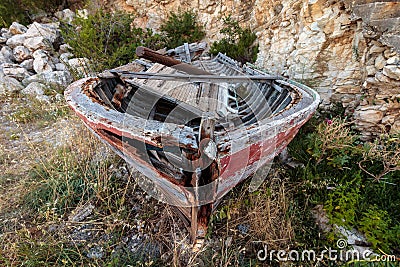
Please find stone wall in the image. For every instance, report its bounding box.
[116,0,400,139]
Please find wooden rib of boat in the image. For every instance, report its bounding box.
[65,44,320,246]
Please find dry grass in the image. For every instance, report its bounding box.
[0,94,321,266]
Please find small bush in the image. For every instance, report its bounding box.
[160,10,205,49]
[0,0,81,28]
[62,10,166,72]
[0,0,28,28]
[288,117,400,253]
[210,15,258,64]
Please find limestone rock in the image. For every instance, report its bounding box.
[375,71,392,83]
[9,22,27,35]
[0,76,24,95]
[20,81,50,102]
[2,63,30,80]
[76,9,88,19]
[25,22,60,43]
[0,36,7,44]
[21,81,47,96]
[20,59,34,71]
[23,36,52,51]
[366,65,376,76]
[386,56,399,65]
[23,71,73,88]
[13,46,31,62]
[55,63,67,71]
[374,54,386,70]
[383,65,400,80]
[59,52,74,63]
[32,50,55,74]
[0,46,15,63]
[5,34,26,49]
[356,109,383,123]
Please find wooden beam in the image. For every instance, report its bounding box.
[112,71,282,83]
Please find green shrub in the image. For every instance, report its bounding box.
[210,15,258,64]
[0,0,29,28]
[324,179,361,228]
[288,117,400,253]
[0,0,78,28]
[61,10,166,72]
[359,207,395,252]
[160,10,205,49]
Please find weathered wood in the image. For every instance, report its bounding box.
[188,115,219,244]
[65,50,321,248]
[114,71,282,83]
[136,46,211,75]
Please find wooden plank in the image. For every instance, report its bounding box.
[115,71,282,83]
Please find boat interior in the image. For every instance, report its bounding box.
[95,53,301,136]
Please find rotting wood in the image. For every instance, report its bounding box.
[136,46,211,75]
[113,71,283,83]
[65,45,321,247]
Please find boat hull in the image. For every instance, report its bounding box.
[65,61,320,245]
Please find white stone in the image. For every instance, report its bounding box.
[374,54,386,70]
[25,22,60,43]
[0,36,7,43]
[54,9,75,24]
[23,71,73,88]
[1,46,15,63]
[32,50,54,74]
[9,22,27,35]
[23,36,52,51]
[281,21,290,27]
[21,81,52,102]
[383,65,400,80]
[33,57,54,73]
[59,52,74,63]
[0,76,24,95]
[13,46,31,62]
[386,56,399,65]
[310,22,320,32]
[5,34,27,48]
[2,63,30,80]
[51,56,60,64]
[375,72,392,83]
[20,59,34,71]
[21,81,47,96]
[32,49,48,59]
[55,63,67,71]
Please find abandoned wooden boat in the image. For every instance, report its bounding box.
[65,45,320,245]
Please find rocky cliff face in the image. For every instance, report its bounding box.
[119,0,399,138]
